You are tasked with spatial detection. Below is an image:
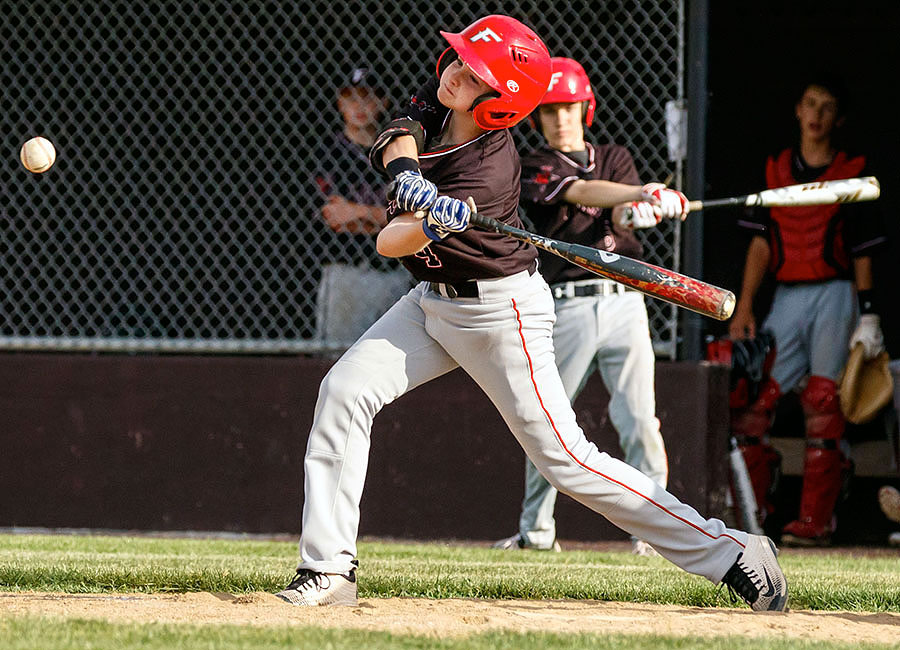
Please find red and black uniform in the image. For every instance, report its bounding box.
[378,77,536,283]
[290,16,771,597]
[520,142,643,284]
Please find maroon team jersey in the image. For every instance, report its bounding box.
[521,143,644,284]
[379,77,537,283]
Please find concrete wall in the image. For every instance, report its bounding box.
[0,354,730,541]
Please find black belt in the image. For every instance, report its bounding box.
[430,262,537,299]
[429,280,479,298]
[550,280,635,299]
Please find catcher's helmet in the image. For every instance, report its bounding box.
[541,57,596,126]
[437,15,551,130]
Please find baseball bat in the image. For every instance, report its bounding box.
[623,176,880,224]
[470,212,735,321]
[691,175,880,210]
[728,436,764,535]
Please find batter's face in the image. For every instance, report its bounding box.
[795,85,842,143]
[538,102,585,152]
[437,57,493,113]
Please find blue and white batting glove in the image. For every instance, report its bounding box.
[391,170,438,214]
[422,195,471,241]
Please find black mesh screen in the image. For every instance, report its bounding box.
[1,0,682,355]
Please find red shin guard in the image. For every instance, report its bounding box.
[783,376,848,543]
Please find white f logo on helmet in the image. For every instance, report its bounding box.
[470,27,502,43]
[548,71,562,91]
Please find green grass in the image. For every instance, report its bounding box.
[0,534,899,611]
[0,618,896,650]
[1,534,899,649]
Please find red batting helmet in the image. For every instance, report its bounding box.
[541,57,596,126]
[436,15,551,130]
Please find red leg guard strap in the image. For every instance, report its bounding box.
[731,377,781,443]
[754,376,782,412]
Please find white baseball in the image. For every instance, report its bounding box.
[20,136,57,173]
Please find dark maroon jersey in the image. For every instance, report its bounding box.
[521,143,644,284]
[381,77,537,282]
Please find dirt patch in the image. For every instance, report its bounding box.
[2,592,899,642]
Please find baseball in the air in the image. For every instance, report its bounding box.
[20,136,57,173]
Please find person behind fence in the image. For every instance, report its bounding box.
[491,57,688,557]
[728,74,887,546]
[274,14,786,612]
[313,67,412,344]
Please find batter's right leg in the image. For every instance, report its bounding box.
[436,273,787,610]
[298,284,458,575]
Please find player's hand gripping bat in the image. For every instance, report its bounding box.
[469,212,735,321]
[623,176,880,225]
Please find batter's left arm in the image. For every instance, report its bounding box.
[377,214,432,257]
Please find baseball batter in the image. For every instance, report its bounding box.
[276,15,786,611]
[492,58,686,556]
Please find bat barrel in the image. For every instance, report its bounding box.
[469,212,736,321]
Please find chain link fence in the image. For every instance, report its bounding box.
[1,0,683,357]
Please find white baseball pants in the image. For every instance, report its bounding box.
[298,269,746,582]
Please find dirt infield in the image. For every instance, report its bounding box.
[2,592,900,642]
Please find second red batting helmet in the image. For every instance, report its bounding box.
[437,15,551,130]
[540,57,596,126]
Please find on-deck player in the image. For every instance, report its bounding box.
[492,57,688,556]
[275,14,787,611]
